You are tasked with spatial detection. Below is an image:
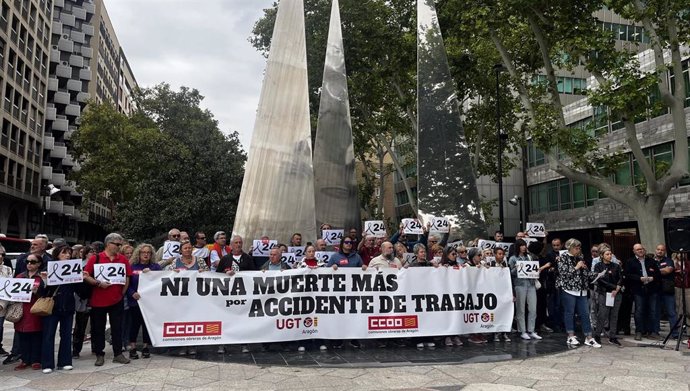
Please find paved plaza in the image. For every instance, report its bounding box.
[1,322,690,391]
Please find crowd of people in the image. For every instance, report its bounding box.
[0,224,689,372]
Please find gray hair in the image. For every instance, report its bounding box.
[412,243,427,255]
[214,231,226,241]
[131,243,155,265]
[104,232,124,245]
[565,238,581,250]
[231,235,243,242]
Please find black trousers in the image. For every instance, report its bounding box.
[536,288,548,329]
[128,306,151,345]
[617,292,633,334]
[18,331,41,365]
[90,301,124,357]
[72,311,90,355]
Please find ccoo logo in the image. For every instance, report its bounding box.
[163,321,222,337]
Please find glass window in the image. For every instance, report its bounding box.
[548,182,559,211]
[573,182,585,208]
[564,78,573,94]
[586,185,599,207]
[653,143,673,178]
[615,159,632,185]
[556,77,564,93]
[559,179,571,210]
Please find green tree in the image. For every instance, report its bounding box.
[437,0,689,248]
[70,84,246,241]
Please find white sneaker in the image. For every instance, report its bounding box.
[494,334,500,342]
[520,332,531,340]
[241,345,250,353]
[59,365,73,370]
[42,368,53,374]
[566,336,580,346]
[444,337,453,346]
[216,346,225,354]
[529,332,542,340]
[584,338,601,348]
[425,342,435,348]
[503,333,511,342]
[297,346,305,352]
[319,345,328,351]
[416,342,424,349]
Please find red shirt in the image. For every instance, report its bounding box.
[359,246,381,266]
[85,251,133,308]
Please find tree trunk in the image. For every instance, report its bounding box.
[634,197,666,251]
[376,144,386,217]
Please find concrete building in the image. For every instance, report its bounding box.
[1,0,136,241]
[0,0,52,237]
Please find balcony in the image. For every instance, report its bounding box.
[57,36,73,52]
[56,64,71,78]
[66,79,81,91]
[68,54,83,67]
[51,171,66,185]
[83,2,95,14]
[65,104,80,117]
[46,105,57,120]
[43,134,54,149]
[51,20,62,33]
[62,154,74,166]
[78,68,91,81]
[53,91,70,105]
[59,13,75,27]
[70,31,85,44]
[52,117,68,131]
[50,46,59,62]
[82,23,94,36]
[41,164,52,180]
[72,6,87,20]
[47,77,58,92]
[64,126,76,140]
[47,199,63,214]
[76,91,90,103]
[54,0,65,7]
[50,144,67,160]
[81,46,93,58]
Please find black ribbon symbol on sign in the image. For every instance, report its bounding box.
[94,265,110,282]
[49,263,64,282]
[0,280,10,298]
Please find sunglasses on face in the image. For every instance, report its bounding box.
[198,237,206,240]
[27,260,40,265]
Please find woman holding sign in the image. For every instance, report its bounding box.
[508,239,542,341]
[14,254,44,370]
[39,245,78,373]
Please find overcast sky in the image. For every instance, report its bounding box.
[104,0,275,150]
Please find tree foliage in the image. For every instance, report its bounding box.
[70,84,246,241]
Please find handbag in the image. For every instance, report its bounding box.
[30,286,59,316]
[5,302,23,323]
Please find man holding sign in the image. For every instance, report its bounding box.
[83,233,133,367]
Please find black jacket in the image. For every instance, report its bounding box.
[593,261,623,294]
[216,252,255,273]
[623,256,660,296]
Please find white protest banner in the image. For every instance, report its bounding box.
[281,253,298,268]
[494,242,511,252]
[477,240,495,251]
[137,267,514,347]
[430,217,450,234]
[517,261,540,279]
[432,256,442,265]
[363,221,387,238]
[315,251,336,264]
[402,253,417,266]
[163,240,181,260]
[0,278,35,302]
[402,218,424,235]
[523,237,538,245]
[525,222,546,237]
[94,263,126,285]
[252,240,277,257]
[322,230,344,246]
[47,259,83,286]
[288,246,305,257]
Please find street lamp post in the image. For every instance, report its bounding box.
[509,195,523,232]
[41,184,60,234]
[494,63,507,233]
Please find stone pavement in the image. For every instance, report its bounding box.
[0,332,689,390]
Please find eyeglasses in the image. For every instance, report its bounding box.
[450,252,457,256]
[198,236,206,240]
[110,242,124,247]
[458,250,467,253]
[343,241,353,244]
[140,251,152,254]
[171,235,180,239]
[27,260,40,265]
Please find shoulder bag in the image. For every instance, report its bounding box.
[30,286,59,316]
[6,301,23,323]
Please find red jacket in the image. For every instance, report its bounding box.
[15,272,43,333]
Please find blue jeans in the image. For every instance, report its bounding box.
[41,311,74,369]
[561,291,592,336]
[657,293,677,336]
[634,292,657,334]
